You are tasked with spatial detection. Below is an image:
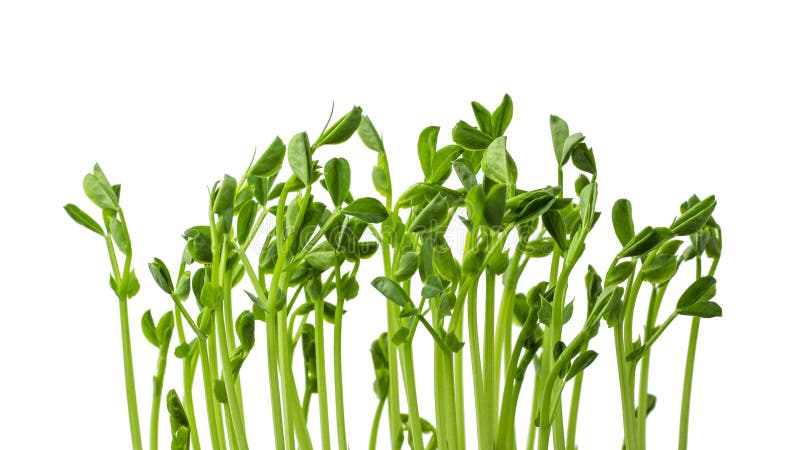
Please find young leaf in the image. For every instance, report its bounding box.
[236,200,257,245]
[452,120,493,151]
[409,194,449,233]
[417,126,439,179]
[83,172,119,211]
[126,270,140,298]
[549,115,569,164]
[619,227,674,258]
[288,132,312,186]
[324,158,351,208]
[453,160,478,190]
[641,254,678,284]
[560,133,585,166]
[481,137,510,184]
[670,195,717,236]
[572,144,596,175]
[484,184,507,229]
[542,210,569,252]
[156,311,174,348]
[676,276,717,309]
[606,261,634,285]
[471,101,493,134]
[213,175,237,214]
[522,238,554,258]
[566,350,599,381]
[579,182,597,228]
[612,199,634,246]
[141,310,159,347]
[64,204,105,235]
[342,197,388,223]
[148,258,173,294]
[108,218,130,253]
[678,301,722,318]
[394,252,419,281]
[315,106,362,147]
[236,311,255,350]
[491,94,513,137]
[249,136,286,178]
[371,276,412,307]
[429,145,461,184]
[358,115,385,152]
[174,271,191,301]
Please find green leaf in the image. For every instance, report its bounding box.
[82,172,119,211]
[167,389,189,427]
[635,394,657,418]
[452,160,478,190]
[288,132,312,186]
[670,195,717,236]
[579,182,597,228]
[108,218,130,253]
[417,126,439,179]
[612,199,635,246]
[249,136,286,178]
[574,174,590,197]
[606,261,635,285]
[148,258,173,294]
[481,137,510,184]
[306,250,336,271]
[324,158,351,208]
[491,94,513,137]
[549,115,569,164]
[678,301,722,318]
[483,184,507,229]
[372,165,390,198]
[421,275,444,299]
[213,175,237,214]
[342,197,388,223]
[409,194,449,233]
[444,330,465,352]
[372,276,412,307]
[213,379,228,403]
[358,115,385,152]
[236,200,257,245]
[452,120,493,151]
[619,227,674,258]
[542,210,569,252]
[184,226,213,264]
[141,310,159,347]
[641,254,678,284]
[64,204,105,235]
[676,276,716,309]
[566,350,598,381]
[236,311,255,350]
[394,252,418,281]
[315,106,362,147]
[572,144,596,175]
[392,327,410,345]
[522,238,554,258]
[471,101,493,134]
[156,311,174,348]
[174,271,190,301]
[560,133,585,166]
[429,145,461,184]
[126,270,140,298]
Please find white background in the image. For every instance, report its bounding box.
[1,1,798,449]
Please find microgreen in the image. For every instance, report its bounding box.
[67,96,723,450]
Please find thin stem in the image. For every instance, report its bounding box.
[183,355,202,450]
[369,397,387,450]
[314,300,332,450]
[526,364,541,450]
[484,268,496,446]
[198,338,223,450]
[118,297,143,450]
[149,344,170,450]
[678,257,705,450]
[565,341,589,450]
[467,281,487,450]
[278,307,296,450]
[333,265,348,450]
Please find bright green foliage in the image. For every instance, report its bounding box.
[66,98,723,450]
